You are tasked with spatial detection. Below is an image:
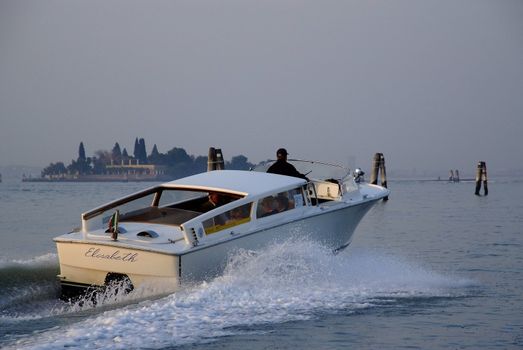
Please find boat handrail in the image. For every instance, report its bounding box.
[251,159,351,181]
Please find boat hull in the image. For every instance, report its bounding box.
[56,198,377,298]
[180,199,377,282]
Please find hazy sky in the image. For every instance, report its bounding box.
[1,0,522,175]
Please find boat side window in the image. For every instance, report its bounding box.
[202,203,252,235]
[256,196,276,218]
[256,188,304,219]
[289,188,305,208]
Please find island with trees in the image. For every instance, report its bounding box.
[24,138,255,182]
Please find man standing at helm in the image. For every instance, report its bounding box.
[267,148,308,180]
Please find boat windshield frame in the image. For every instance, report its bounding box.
[82,186,243,225]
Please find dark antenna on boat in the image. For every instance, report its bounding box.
[208,147,225,171]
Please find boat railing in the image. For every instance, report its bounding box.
[252,159,358,203]
[251,159,351,183]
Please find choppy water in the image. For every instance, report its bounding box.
[0,177,522,349]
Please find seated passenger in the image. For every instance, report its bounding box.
[201,192,228,212]
[258,196,277,217]
[226,207,245,224]
[275,194,289,213]
[267,148,308,180]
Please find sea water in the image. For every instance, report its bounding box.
[0,177,522,349]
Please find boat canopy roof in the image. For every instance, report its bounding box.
[163,170,306,197]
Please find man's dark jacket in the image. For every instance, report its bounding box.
[267,160,307,180]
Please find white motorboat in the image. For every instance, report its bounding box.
[54,160,389,299]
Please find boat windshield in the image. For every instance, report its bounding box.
[83,186,243,229]
[252,160,351,182]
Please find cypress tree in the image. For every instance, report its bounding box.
[78,142,86,161]
[133,138,140,159]
[149,144,161,164]
[139,138,147,163]
[151,144,160,157]
[112,142,122,162]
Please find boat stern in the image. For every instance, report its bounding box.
[55,239,180,299]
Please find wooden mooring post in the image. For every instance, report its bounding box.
[449,169,460,182]
[370,152,388,201]
[207,147,225,171]
[474,161,488,196]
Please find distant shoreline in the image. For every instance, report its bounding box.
[19,175,480,184]
[21,174,171,183]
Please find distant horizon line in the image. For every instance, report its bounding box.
[1,163,523,179]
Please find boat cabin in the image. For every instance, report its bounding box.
[79,168,358,249]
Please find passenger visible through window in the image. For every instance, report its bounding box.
[203,203,252,234]
[256,188,304,218]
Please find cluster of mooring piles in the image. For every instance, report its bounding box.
[449,169,460,182]
[369,153,489,197]
[208,147,225,171]
[475,161,488,196]
[205,147,489,197]
[370,152,389,201]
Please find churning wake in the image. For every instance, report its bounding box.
[0,254,153,324]
[2,239,475,350]
[0,254,61,320]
